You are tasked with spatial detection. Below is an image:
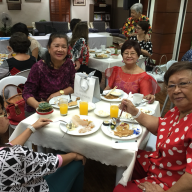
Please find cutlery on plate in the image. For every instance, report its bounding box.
[116,109,123,125]
[106,86,117,97]
[68,94,73,103]
[134,100,148,107]
[63,120,72,138]
[51,120,68,124]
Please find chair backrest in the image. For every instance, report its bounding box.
[15,69,31,78]
[52,21,68,33]
[0,76,27,99]
[93,21,106,32]
[137,56,146,71]
[35,22,53,33]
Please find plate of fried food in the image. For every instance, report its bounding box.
[49,95,80,109]
[60,115,103,136]
[94,54,109,59]
[101,89,127,102]
[101,121,142,140]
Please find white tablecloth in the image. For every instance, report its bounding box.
[9,100,160,183]
[88,54,146,73]
[0,33,112,52]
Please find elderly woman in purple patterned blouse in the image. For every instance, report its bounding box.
[23,33,76,112]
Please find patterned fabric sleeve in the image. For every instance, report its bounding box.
[181,50,192,62]
[22,62,40,102]
[146,41,153,55]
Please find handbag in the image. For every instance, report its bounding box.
[145,57,156,71]
[3,84,26,125]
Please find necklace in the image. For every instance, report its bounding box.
[123,65,137,81]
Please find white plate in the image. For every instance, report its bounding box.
[110,89,123,97]
[60,115,102,136]
[77,101,96,111]
[101,89,128,102]
[101,123,142,140]
[120,106,155,122]
[94,108,110,117]
[49,95,80,109]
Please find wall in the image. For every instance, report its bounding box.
[70,0,112,22]
[0,0,50,27]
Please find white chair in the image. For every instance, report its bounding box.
[0,76,32,149]
[15,69,31,78]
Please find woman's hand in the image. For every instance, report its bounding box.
[145,34,151,42]
[144,94,155,104]
[47,91,61,102]
[75,60,81,71]
[73,153,86,165]
[120,99,139,116]
[32,118,52,130]
[138,182,165,192]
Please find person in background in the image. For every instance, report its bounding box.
[114,61,192,192]
[105,40,160,103]
[23,32,75,113]
[70,18,81,32]
[10,22,46,60]
[122,3,152,41]
[0,95,85,192]
[0,32,36,79]
[181,49,192,62]
[68,22,102,82]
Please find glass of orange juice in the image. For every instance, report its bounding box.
[110,104,119,118]
[79,101,88,115]
[59,98,68,116]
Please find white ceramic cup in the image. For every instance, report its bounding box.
[133,93,144,104]
[101,45,106,51]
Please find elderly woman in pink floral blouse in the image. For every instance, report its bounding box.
[23,32,76,112]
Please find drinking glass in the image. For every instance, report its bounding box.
[79,101,88,115]
[110,103,119,118]
[59,98,68,116]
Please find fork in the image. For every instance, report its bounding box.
[51,120,68,124]
[116,109,123,125]
[68,94,73,103]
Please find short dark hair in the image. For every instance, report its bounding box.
[42,32,69,69]
[0,95,4,110]
[121,40,141,57]
[70,18,81,32]
[164,61,192,85]
[70,22,88,47]
[137,21,150,34]
[11,22,29,36]
[9,32,31,53]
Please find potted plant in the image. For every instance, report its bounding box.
[111,48,119,59]
[36,102,53,119]
[0,26,11,37]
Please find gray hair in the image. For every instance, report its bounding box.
[130,3,143,14]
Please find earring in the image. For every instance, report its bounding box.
[122,60,124,63]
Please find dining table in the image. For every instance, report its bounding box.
[9,98,160,186]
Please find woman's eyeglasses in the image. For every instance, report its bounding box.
[135,26,141,30]
[167,81,192,91]
[0,110,7,118]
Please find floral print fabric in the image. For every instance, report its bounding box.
[181,49,192,62]
[134,107,192,190]
[122,15,152,39]
[22,58,76,112]
[105,66,160,95]
[68,38,89,66]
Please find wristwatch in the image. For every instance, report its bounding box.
[28,125,36,133]
[60,90,64,95]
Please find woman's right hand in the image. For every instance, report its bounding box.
[32,118,52,130]
[73,153,86,165]
[120,99,139,116]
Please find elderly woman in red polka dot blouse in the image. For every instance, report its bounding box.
[114,61,192,192]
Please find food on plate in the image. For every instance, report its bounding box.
[111,91,122,96]
[76,97,80,101]
[79,122,95,133]
[97,110,109,116]
[71,115,89,127]
[104,94,119,99]
[106,50,110,54]
[111,118,116,130]
[89,50,95,53]
[103,120,111,126]
[114,122,134,137]
[121,112,133,119]
[95,54,108,58]
[68,101,77,107]
[140,108,151,114]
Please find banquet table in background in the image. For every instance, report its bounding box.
[9,100,160,184]
[0,33,112,52]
